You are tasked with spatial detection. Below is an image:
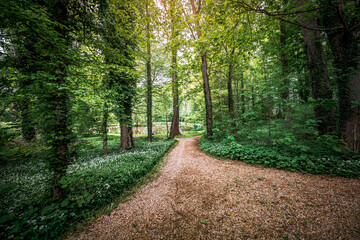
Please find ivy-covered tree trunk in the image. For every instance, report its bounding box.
[321,0,360,151]
[47,0,72,199]
[146,0,153,142]
[280,22,291,128]
[297,0,335,135]
[51,72,71,199]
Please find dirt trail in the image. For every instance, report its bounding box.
[69,136,360,239]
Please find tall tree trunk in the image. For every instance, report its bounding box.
[120,105,133,150]
[102,103,108,155]
[321,0,360,151]
[280,22,292,128]
[146,0,152,142]
[51,68,70,199]
[48,0,72,199]
[240,73,245,116]
[170,49,181,138]
[297,0,335,135]
[189,0,213,138]
[227,48,236,134]
[218,73,223,117]
[235,73,240,118]
[169,0,180,139]
[251,86,255,111]
[263,55,272,143]
[164,96,169,138]
[201,53,213,138]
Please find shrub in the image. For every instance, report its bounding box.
[199,137,360,178]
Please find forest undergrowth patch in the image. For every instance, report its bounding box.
[199,137,360,178]
[0,136,176,240]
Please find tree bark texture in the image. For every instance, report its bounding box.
[240,74,245,116]
[190,0,213,138]
[102,103,108,155]
[321,0,360,151]
[202,53,213,138]
[297,0,335,135]
[280,22,292,128]
[50,0,72,199]
[169,0,181,139]
[120,93,134,150]
[227,48,236,134]
[120,123,133,151]
[170,50,181,138]
[146,1,153,142]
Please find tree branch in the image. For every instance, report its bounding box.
[234,0,344,32]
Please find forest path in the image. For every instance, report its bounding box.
[69,136,360,239]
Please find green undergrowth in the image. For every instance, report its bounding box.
[199,137,360,178]
[0,136,176,239]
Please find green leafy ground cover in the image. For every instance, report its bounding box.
[199,137,360,178]
[0,135,176,239]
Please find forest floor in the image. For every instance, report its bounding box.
[68,136,360,240]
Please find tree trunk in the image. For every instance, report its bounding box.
[251,86,255,111]
[344,69,360,152]
[280,22,292,128]
[170,49,181,138]
[297,0,335,135]
[321,0,360,151]
[227,48,236,134]
[120,123,133,151]
[102,103,108,155]
[146,0,152,142]
[165,105,169,138]
[240,74,245,116]
[120,99,133,150]
[50,0,72,199]
[218,74,223,117]
[189,0,213,138]
[169,0,180,139]
[201,53,213,138]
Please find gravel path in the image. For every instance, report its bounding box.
[69,136,360,239]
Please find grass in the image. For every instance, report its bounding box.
[0,135,176,239]
[175,130,204,138]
